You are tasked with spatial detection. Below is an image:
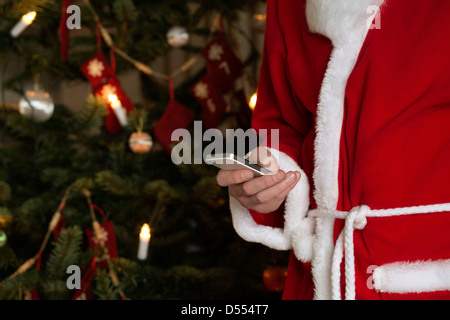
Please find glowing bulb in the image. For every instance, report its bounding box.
[22,11,37,25]
[140,223,151,241]
[108,94,120,109]
[107,94,128,127]
[137,223,151,260]
[10,11,37,38]
[249,92,258,110]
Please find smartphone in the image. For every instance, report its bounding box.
[205,153,272,177]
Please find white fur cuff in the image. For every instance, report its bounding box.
[229,149,313,262]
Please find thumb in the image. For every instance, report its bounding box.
[247,147,279,173]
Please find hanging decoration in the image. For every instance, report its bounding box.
[167,25,190,48]
[10,11,36,38]
[190,74,227,129]
[58,0,71,60]
[154,77,195,155]
[76,188,124,300]
[0,229,7,247]
[80,24,134,134]
[18,88,55,122]
[78,1,248,145]
[128,114,153,154]
[201,34,243,94]
[129,131,153,154]
[84,203,118,268]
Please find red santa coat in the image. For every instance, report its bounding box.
[229,0,450,300]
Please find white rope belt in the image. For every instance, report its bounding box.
[309,202,450,300]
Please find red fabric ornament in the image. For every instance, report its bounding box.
[72,257,96,300]
[80,25,134,134]
[23,288,40,300]
[190,75,227,129]
[84,204,118,269]
[58,0,71,61]
[154,99,195,155]
[80,51,112,89]
[201,34,243,94]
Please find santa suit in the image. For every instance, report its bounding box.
[229,0,450,299]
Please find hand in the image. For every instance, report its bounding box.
[216,148,301,213]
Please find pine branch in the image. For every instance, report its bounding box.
[0,268,41,300]
[72,94,108,134]
[94,170,139,197]
[108,257,139,289]
[0,245,17,271]
[93,268,118,300]
[45,226,83,281]
[0,0,56,19]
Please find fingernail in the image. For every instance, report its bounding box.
[243,171,253,180]
[286,172,297,183]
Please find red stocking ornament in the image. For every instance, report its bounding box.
[80,25,134,134]
[80,51,112,89]
[154,99,195,156]
[80,53,134,134]
[201,34,243,94]
[58,0,71,61]
[84,204,118,270]
[190,75,227,129]
[72,257,96,300]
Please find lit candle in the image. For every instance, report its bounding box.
[10,11,37,38]
[108,94,128,127]
[137,223,151,260]
[249,92,257,110]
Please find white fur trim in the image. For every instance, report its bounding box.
[305,0,384,300]
[373,260,450,294]
[229,149,312,261]
[306,0,383,46]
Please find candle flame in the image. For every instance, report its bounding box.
[249,92,257,110]
[108,94,121,109]
[140,223,151,240]
[22,11,37,25]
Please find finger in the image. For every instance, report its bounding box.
[250,171,300,205]
[216,169,254,187]
[233,170,287,197]
[247,147,279,173]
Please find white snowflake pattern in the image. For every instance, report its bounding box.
[100,84,117,101]
[92,225,109,245]
[208,43,224,61]
[193,82,209,99]
[87,58,105,78]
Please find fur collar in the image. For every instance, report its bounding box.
[306,0,385,45]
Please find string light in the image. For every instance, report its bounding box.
[249,92,257,110]
[10,11,37,38]
[137,223,151,260]
[108,94,128,127]
[82,0,220,82]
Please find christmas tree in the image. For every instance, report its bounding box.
[0,0,288,300]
